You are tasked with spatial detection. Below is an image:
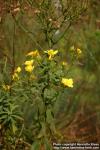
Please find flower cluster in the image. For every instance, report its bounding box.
[24,49,74,88]
[24,60,34,73]
[26,50,40,57]
[12,67,21,80]
[76,48,82,54]
[61,78,73,88]
[24,50,41,73]
[3,49,74,91]
[2,84,11,91]
[44,49,58,60]
[70,46,82,55]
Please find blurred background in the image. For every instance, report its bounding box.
[0,0,100,143]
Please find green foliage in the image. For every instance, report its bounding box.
[0,49,74,149]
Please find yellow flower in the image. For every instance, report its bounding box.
[2,84,11,91]
[12,73,19,80]
[76,48,82,54]
[26,50,40,57]
[44,49,58,60]
[15,67,21,73]
[61,78,73,88]
[24,60,34,66]
[25,65,34,72]
[62,61,68,66]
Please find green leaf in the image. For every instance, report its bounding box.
[44,138,52,150]
[44,88,57,100]
[37,122,46,139]
[46,108,54,124]
[12,123,17,134]
[31,140,41,150]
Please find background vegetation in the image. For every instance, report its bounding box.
[0,0,100,149]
